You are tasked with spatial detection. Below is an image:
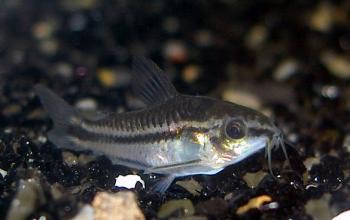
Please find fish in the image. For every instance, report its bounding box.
[35,56,290,193]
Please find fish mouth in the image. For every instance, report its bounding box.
[265,132,291,175]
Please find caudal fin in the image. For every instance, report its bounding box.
[34,85,79,150]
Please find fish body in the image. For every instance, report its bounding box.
[35,57,287,192]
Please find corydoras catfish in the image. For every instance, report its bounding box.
[35,57,289,192]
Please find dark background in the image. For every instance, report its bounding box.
[0,1,349,219]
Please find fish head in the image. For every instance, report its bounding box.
[202,101,285,170]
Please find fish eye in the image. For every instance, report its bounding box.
[225,120,245,139]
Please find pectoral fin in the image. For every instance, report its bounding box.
[150,175,176,193]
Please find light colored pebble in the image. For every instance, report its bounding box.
[71,205,94,220]
[158,199,195,219]
[78,154,96,166]
[163,40,188,63]
[343,134,350,153]
[75,98,97,111]
[61,0,97,10]
[176,179,202,196]
[97,68,130,88]
[321,51,350,79]
[305,193,332,220]
[236,195,272,215]
[245,24,268,49]
[55,62,73,78]
[222,88,261,111]
[92,191,145,220]
[98,68,117,87]
[333,209,350,220]
[195,30,213,47]
[303,157,321,171]
[62,151,78,167]
[309,2,334,32]
[2,104,21,116]
[0,168,7,178]
[39,39,58,55]
[114,175,145,189]
[320,85,340,99]
[32,21,55,40]
[6,179,46,220]
[182,65,201,83]
[243,171,267,188]
[273,59,299,81]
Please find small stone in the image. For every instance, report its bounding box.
[243,171,267,188]
[273,59,300,81]
[0,168,7,178]
[157,199,195,219]
[39,39,58,55]
[55,62,73,78]
[37,135,47,144]
[97,68,118,88]
[343,134,350,153]
[305,193,332,220]
[320,85,340,99]
[33,21,55,40]
[61,0,97,10]
[222,88,261,111]
[224,192,233,201]
[236,195,272,215]
[92,191,145,220]
[114,175,145,189]
[75,98,97,111]
[50,183,65,200]
[195,30,213,47]
[309,2,334,32]
[303,157,321,171]
[321,51,350,79]
[195,198,228,216]
[62,151,78,167]
[163,40,188,63]
[71,205,94,220]
[78,154,96,166]
[6,179,46,220]
[176,179,202,196]
[245,24,268,49]
[182,65,201,83]
[2,104,21,116]
[333,210,350,220]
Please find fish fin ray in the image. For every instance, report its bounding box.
[132,56,178,105]
[150,175,175,193]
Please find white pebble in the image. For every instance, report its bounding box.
[75,98,97,111]
[273,59,299,81]
[0,168,7,178]
[114,175,145,189]
[333,210,350,220]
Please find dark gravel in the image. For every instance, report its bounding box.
[0,1,349,219]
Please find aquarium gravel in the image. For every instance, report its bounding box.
[0,1,349,220]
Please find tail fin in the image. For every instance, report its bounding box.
[34,85,79,150]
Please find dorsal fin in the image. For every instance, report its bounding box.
[132,56,178,105]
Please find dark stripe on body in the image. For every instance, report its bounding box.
[69,96,215,144]
[69,124,209,144]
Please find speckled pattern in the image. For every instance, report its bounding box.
[0,1,349,219]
